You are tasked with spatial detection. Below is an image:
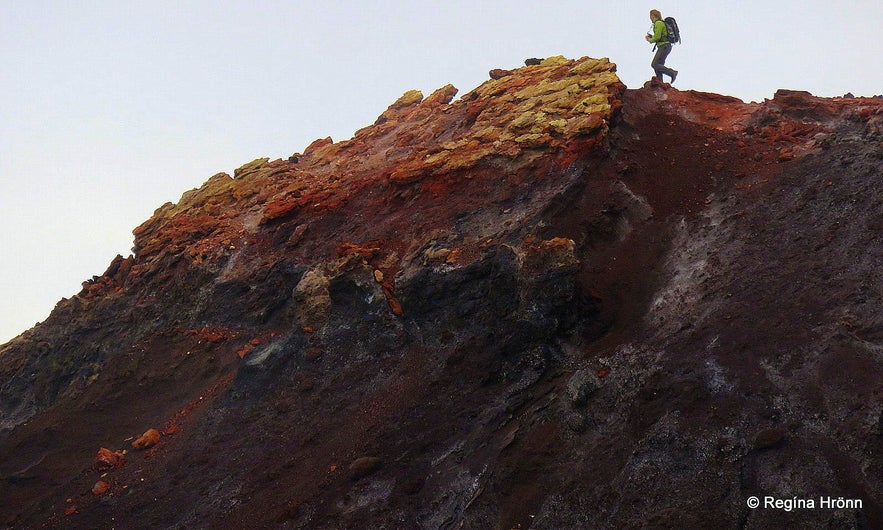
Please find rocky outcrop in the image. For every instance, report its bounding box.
[1,55,882,529]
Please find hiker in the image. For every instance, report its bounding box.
[645,9,678,84]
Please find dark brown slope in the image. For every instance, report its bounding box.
[1,57,882,529]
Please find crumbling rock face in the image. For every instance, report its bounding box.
[2,55,883,529]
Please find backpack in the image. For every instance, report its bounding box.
[664,17,681,44]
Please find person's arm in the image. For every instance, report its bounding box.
[649,20,665,43]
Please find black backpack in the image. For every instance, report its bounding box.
[664,17,681,44]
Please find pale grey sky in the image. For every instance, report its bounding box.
[2,1,881,343]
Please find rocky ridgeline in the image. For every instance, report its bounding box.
[124,55,622,277]
[54,56,630,329]
[2,55,883,529]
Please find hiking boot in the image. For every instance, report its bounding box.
[670,70,678,84]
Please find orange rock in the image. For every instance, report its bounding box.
[303,136,333,154]
[132,428,162,450]
[422,84,458,107]
[262,197,300,223]
[387,297,404,316]
[338,243,381,259]
[237,343,254,359]
[94,447,126,470]
[92,480,110,495]
[388,165,425,184]
[382,285,404,316]
[200,329,227,343]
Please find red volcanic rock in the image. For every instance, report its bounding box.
[262,197,301,223]
[302,137,334,155]
[381,283,404,316]
[92,480,110,496]
[375,90,424,124]
[337,243,381,260]
[131,429,161,450]
[119,56,626,277]
[422,83,459,107]
[93,448,125,471]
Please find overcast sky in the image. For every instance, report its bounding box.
[1,1,881,344]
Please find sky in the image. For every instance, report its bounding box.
[1,1,882,344]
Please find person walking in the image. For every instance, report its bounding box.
[645,9,678,83]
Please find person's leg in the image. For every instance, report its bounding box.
[651,44,677,81]
[651,47,663,80]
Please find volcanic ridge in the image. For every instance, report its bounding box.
[2,55,883,529]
